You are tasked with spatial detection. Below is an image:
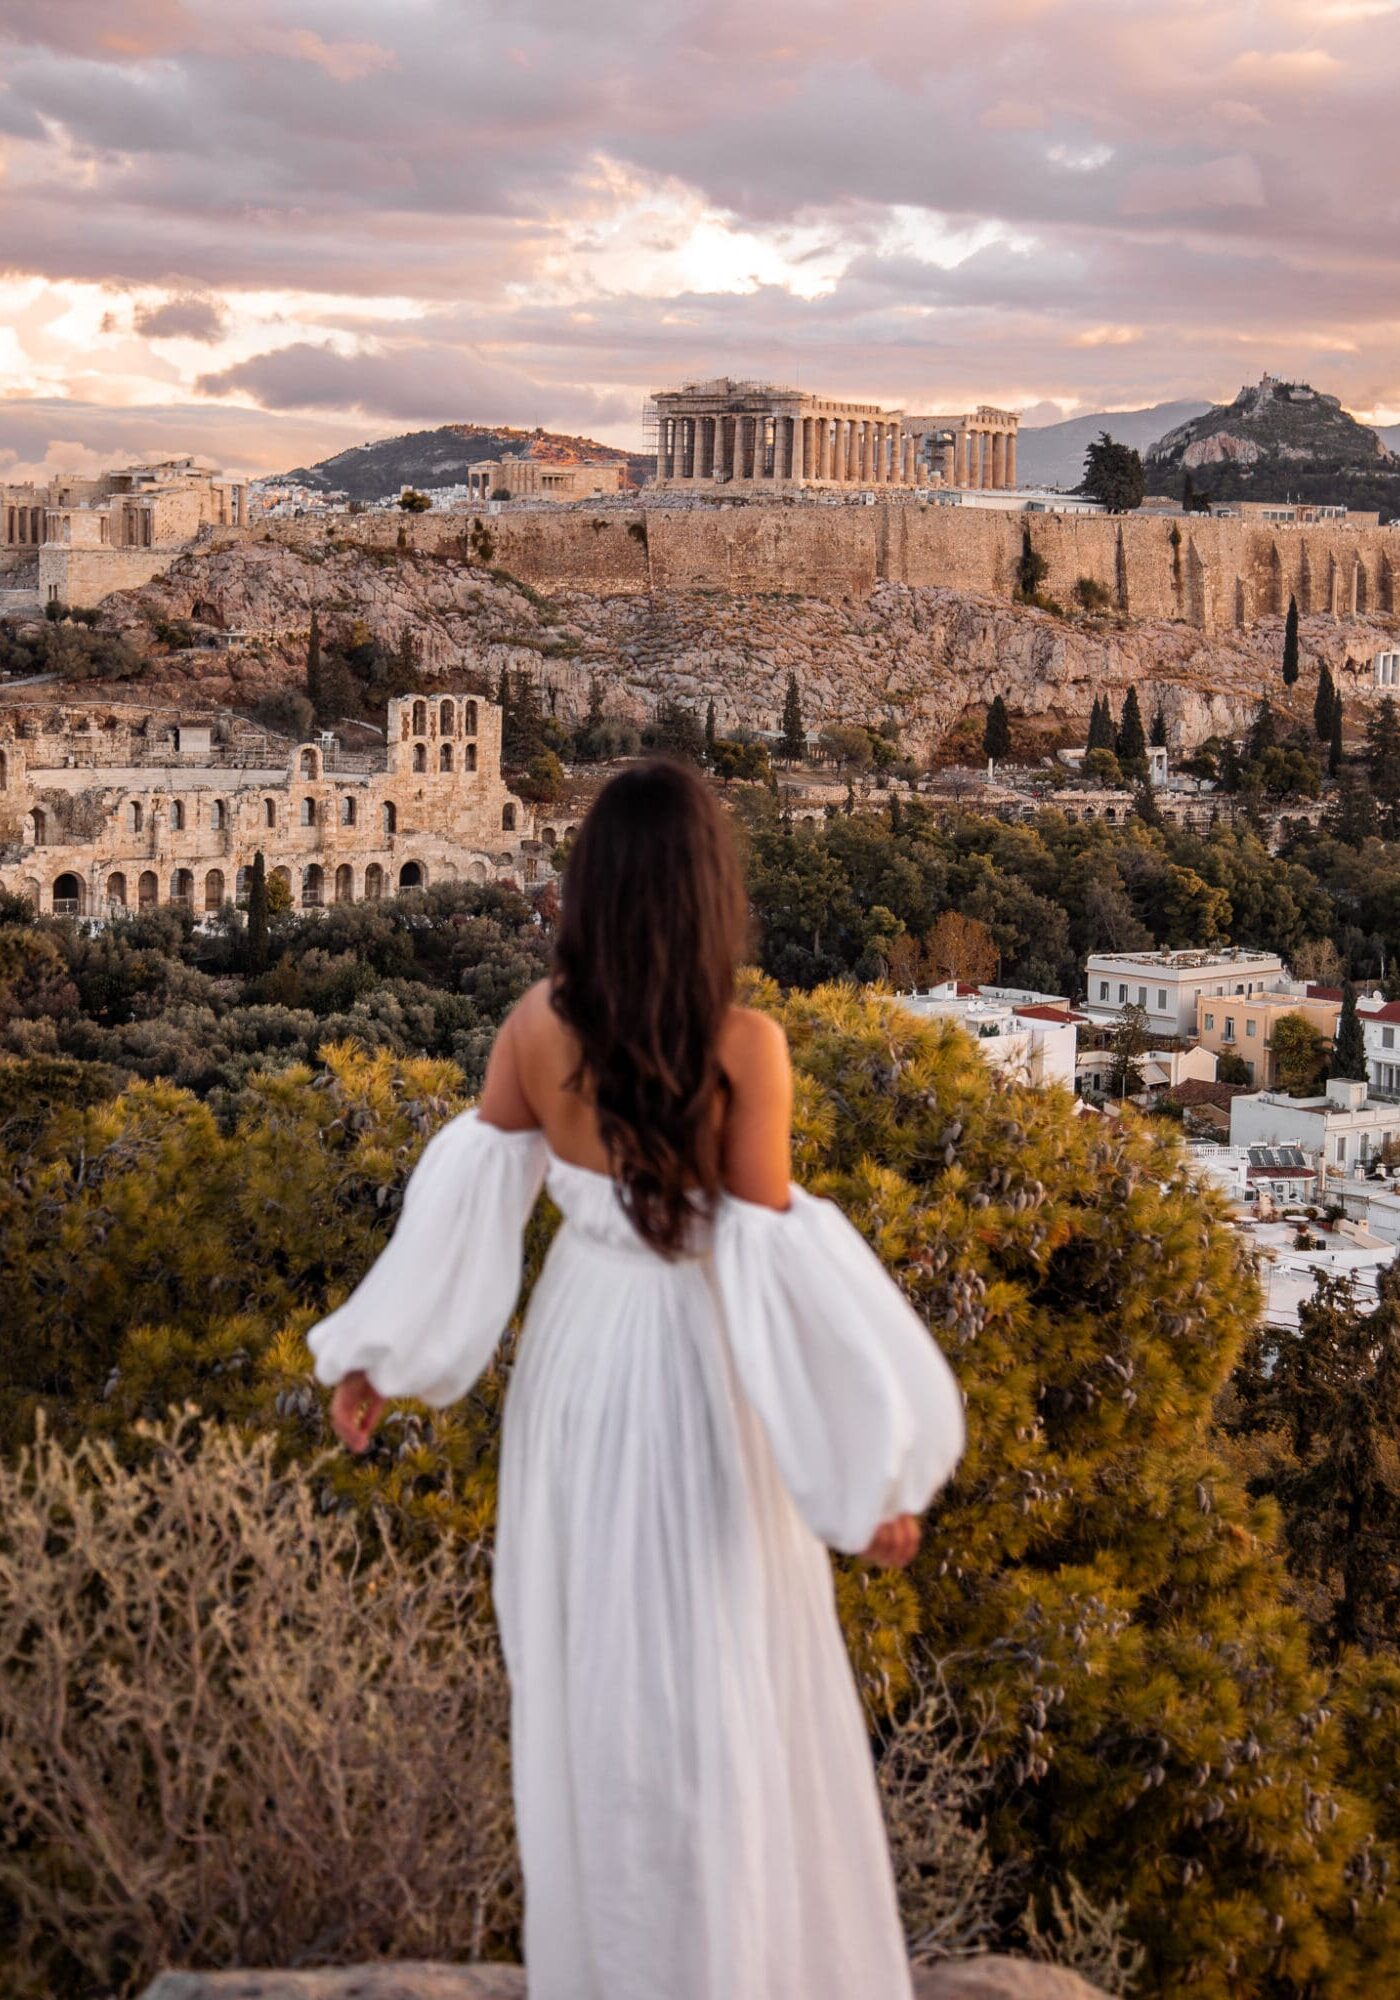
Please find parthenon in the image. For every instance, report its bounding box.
[651,380,919,491]
[649,380,1020,492]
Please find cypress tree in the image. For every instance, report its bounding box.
[1088,695,1115,752]
[1115,686,1146,775]
[983,694,1012,765]
[1283,594,1300,687]
[305,609,321,711]
[1330,695,1344,776]
[1248,698,1278,764]
[1334,978,1368,1081]
[705,697,716,761]
[246,850,269,974]
[1149,699,1168,748]
[1315,662,1337,743]
[781,672,805,764]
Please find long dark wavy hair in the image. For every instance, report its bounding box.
[550,758,749,1255]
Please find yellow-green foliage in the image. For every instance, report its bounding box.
[5,997,1400,1995]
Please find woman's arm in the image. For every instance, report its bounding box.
[719,1009,793,1210]
[476,987,544,1131]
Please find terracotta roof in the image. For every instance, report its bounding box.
[1362,999,1400,1023]
[1306,984,1344,1002]
[1168,1079,1246,1110]
[1013,1004,1083,1024]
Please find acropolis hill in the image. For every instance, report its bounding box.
[80,495,1400,759]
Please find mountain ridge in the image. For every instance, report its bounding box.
[1015,400,1212,490]
[275,423,648,501]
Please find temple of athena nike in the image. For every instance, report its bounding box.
[648,379,1019,492]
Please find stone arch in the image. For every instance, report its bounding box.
[138,869,159,910]
[264,797,277,827]
[412,699,427,735]
[502,803,517,832]
[341,795,356,825]
[413,742,428,773]
[106,871,127,910]
[26,807,47,846]
[466,742,477,772]
[171,867,194,906]
[300,747,319,778]
[300,796,316,826]
[465,700,478,735]
[211,798,227,832]
[467,859,489,883]
[440,698,455,734]
[204,868,225,912]
[302,863,324,908]
[541,825,558,846]
[128,799,143,832]
[272,864,292,897]
[382,800,397,836]
[439,742,453,772]
[398,860,424,890]
[52,871,84,916]
[334,863,355,904]
[364,862,384,901]
[170,798,186,831]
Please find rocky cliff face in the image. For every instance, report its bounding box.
[98,536,1397,755]
[1147,375,1400,513]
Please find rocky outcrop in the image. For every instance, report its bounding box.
[99,537,1398,757]
[140,1956,1112,2000]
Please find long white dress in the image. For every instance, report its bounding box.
[308,1110,966,2000]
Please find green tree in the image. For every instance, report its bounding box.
[704,697,717,762]
[1114,687,1147,779]
[1079,432,1145,513]
[397,489,432,512]
[983,695,1012,766]
[1081,746,1123,786]
[1366,698,1400,829]
[246,852,269,976]
[1247,699,1278,765]
[1107,1000,1149,1099]
[1329,695,1345,778]
[1087,696,1115,752]
[1333,978,1368,1081]
[1314,662,1337,743]
[503,671,549,768]
[1283,594,1300,688]
[781,672,806,764]
[710,739,772,785]
[304,609,321,712]
[1149,700,1168,749]
[1270,1011,1330,1096]
[644,697,706,764]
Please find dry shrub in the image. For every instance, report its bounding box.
[0,1415,518,2000]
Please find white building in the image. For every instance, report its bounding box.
[1355,993,1400,1099]
[1187,1143,1317,1206]
[1082,947,1290,1041]
[1229,1078,1400,1176]
[894,982,1078,1088]
[1077,1042,1217,1104]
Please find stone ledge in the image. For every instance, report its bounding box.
[140,1955,1110,2000]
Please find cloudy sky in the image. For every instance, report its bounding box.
[1,0,1398,478]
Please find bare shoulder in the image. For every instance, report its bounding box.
[720,1005,791,1085]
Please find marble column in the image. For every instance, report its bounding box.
[979,432,991,489]
[700,416,715,479]
[800,417,812,481]
[774,415,788,482]
[829,420,842,482]
[860,422,873,484]
[1006,432,1017,489]
[992,433,1006,488]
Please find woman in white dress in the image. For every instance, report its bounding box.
[309,759,966,2000]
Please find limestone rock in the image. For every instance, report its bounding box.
[139,1956,1110,2000]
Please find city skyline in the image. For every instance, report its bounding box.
[1,0,1398,478]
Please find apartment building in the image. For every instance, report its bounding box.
[1082,947,1288,1041]
[1194,988,1341,1089]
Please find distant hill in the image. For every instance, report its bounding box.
[1015,401,1212,491]
[275,423,650,502]
[1146,375,1400,517]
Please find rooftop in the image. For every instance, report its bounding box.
[1086,947,1283,972]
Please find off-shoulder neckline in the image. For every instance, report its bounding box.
[471,1109,796,1216]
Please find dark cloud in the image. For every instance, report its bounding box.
[133,294,226,341]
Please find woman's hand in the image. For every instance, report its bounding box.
[329,1370,385,1453]
[862,1514,921,1568]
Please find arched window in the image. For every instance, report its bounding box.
[272,864,292,897]
[300,747,318,778]
[412,699,427,735]
[264,797,276,827]
[364,863,384,901]
[52,872,83,916]
[440,699,455,734]
[235,866,251,905]
[439,742,453,772]
[301,797,316,826]
[29,808,47,846]
[171,867,194,906]
[502,803,517,832]
[138,869,158,910]
[211,799,227,832]
[340,795,356,825]
[466,742,477,772]
[128,799,143,833]
[465,701,478,735]
[106,871,127,910]
[204,868,225,912]
[170,799,185,831]
[302,863,324,908]
[541,826,557,846]
[412,743,427,773]
[382,801,397,837]
[335,863,354,904]
[398,860,423,890]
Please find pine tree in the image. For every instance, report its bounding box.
[1367,697,1400,830]
[305,609,321,711]
[1088,695,1115,752]
[1330,695,1345,777]
[246,851,269,974]
[1315,662,1337,743]
[705,697,716,762]
[1334,978,1368,1081]
[1115,686,1146,776]
[1247,698,1278,764]
[1149,699,1167,748]
[1283,594,1300,687]
[781,673,805,764]
[983,694,1011,765]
